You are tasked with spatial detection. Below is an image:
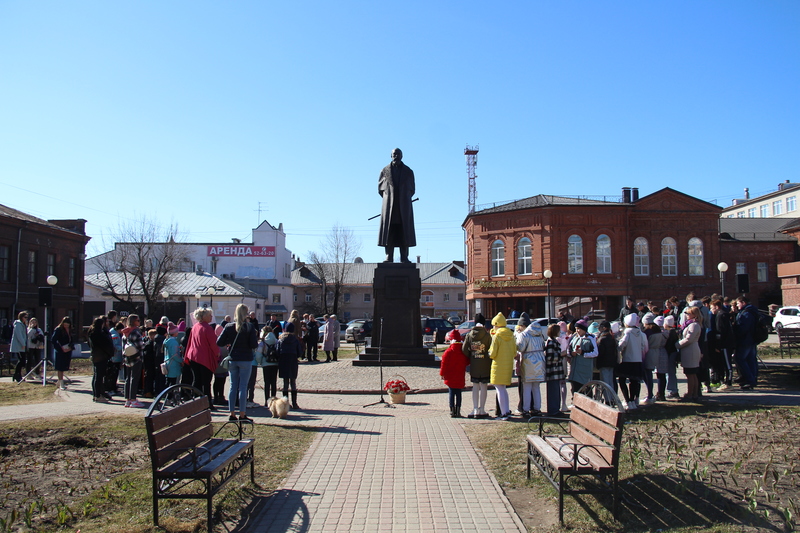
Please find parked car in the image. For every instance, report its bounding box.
[318,319,348,341]
[351,320,373,342]
[421,317,455,344]
[456,320,476,337]
[345,319,368,342]
[773,306,800,330]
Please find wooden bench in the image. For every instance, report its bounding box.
[527,380,625,524]
[778,327,800,357]
[145,384,255,533]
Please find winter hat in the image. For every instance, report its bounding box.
[519,312,531,327]
[445,329,462,343]
[168,325,179,335]
[663,315,675,328]
[599,320,611,330]
[474,313,486,326]
[643,313,655,325]
[575,320,589,331]
[177,319,186,332]
[624,314,639,328]
[610,322,621,335]
[491,313,507,327]
[285,322,295,333]
[558,321,568,333]
[587,322,600,335]
[654,316,665,327]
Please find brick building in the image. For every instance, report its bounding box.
[463,187,789,321]
[0,204,90,339]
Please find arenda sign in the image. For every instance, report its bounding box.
[207,246,275,257]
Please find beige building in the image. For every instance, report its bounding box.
[723,181,800,219]
[291,261,467,323]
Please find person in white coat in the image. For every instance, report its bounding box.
[514,316,546,416]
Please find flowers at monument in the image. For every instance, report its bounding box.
[384,378,410,394]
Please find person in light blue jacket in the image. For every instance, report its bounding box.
[11,311,30,382]
[163,325,183,386]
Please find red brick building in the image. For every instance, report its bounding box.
[463,188,789,321]
[0,204,90,340]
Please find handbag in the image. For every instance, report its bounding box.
[123,344,138,357]
[160,362,169,375]
[220,355,232,371]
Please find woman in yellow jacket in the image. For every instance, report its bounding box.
[489,313,516,420]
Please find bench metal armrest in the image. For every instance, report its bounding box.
[557,441,615,469]
[214,419,254,441]
[528,416,570,437]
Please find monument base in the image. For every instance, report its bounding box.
[352,347,440,367]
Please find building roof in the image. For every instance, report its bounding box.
[0,203,87,237]
[84,271,262,298]
[719,218,797,242]
[472,194,620,216]
[292,262,466,286]
[722,182,800,211]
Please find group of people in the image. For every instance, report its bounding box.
[10,311,74,389]
[439,293,764,419]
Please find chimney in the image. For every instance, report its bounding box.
[622,187,631,203]
[745,187,750,199]
[632,188,639,202]
[417,256,421,263]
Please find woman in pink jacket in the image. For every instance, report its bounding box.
[184,308,220,405]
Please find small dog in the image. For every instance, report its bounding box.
[267,396,290,419]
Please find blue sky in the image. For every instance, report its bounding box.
[1,1,798,264]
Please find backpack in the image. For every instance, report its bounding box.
[753,312,771,345]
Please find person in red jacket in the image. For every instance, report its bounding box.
[440,329,470,418]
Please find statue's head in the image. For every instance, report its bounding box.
[391,148,403,163]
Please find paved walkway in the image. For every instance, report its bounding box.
[0,356,797,532]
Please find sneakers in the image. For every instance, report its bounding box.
[496,412,511,421]
[467,409,479,419]
[717,383,729,391]
[704,385,715,394]
[246,401,260,409]
[126,400,145,408]
[740,383,754,390]
[666,392,680,400]
[93,396,109,403]
[627,401,638,411]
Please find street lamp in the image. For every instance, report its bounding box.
[543,270,553,322]
[161,291,169,317]
[717,262,728,299]
[40,275,58,386]
[207,286,216,309]
[195,292,202,308]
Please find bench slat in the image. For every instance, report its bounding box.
[148,396,211,432]
[528,435,570,470]
[151,410,212,451]
[569,407,621,446]
[158,438,253,476]
[542,435,614,472]
[155,425,215,468]
[572,393,624,427]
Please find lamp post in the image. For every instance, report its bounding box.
[161,291,169,317]
[207,287,216,309]
[195,292,202,308]
[42,275,58,386]
[543,270,553,322]
[717,262,728,299]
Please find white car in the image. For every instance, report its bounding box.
[772,306,800,329]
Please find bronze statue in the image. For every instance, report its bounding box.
[378,148,416,263]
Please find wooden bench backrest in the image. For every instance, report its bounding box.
[568,393,624,466]
[145,396,214,469]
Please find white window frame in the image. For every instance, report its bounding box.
[567,235,583,274]
[634,237,649,276]
[760,204,769,217]
[736,262,746,275]
[747,207,756,218]
[688,237,704,276]
[364,293,372,303]
[757,262,768,282]
[517,237,532,275]
[788,196,797,212]
[491,240,505,277]
[736,211,745,218]
[774,200,783,215]
[596,234,611,274]
[661,237,677,276]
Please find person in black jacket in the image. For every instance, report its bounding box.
[595,321,618,391]
[711,299,736,390]
[88,316,114,403]
[216,304,259,421]
[278,322,302,409]
[305,314,320,361]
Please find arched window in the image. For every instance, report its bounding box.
[688,237,704,276]
[491,240,505,277]
[421,290,434,307]
[633,237,649,276]
[661,237,677,276]
[568,235,583,274]
[596,234,611,274]
[517,237,532,275]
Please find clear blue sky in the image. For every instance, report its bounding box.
[2,1,798,264]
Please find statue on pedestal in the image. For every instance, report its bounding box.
[378,148,416,263]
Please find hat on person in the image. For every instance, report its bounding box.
[519,312,531,327]
[575,320,589,331]
[599,320,611,330]
[587,321,600,335]
[168,325,179,335]
[654,316,665,327]
[637,301,646,307]
[558,321,568,333]
[285,322,295,333]
[643,313,655,325]
[610,322,621,334]
[445,329,462,343]
[624,314,639,327]
[664,315,675,327]
[491,313,507,327]
[474,313,485,326]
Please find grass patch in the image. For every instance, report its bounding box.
[0,413,316,532]
[0,380,62,406]
[463,366,800,532]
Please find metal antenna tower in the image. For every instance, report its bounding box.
[465,145,479,213]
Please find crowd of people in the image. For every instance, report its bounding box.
[440,293,765,419]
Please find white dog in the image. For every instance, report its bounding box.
[267,396,291,419]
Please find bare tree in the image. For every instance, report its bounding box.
[306,224,362,316]
[91,216,188,316]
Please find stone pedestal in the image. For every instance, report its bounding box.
[352,263,438,367]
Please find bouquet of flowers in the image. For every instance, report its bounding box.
[384,376,410,394]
